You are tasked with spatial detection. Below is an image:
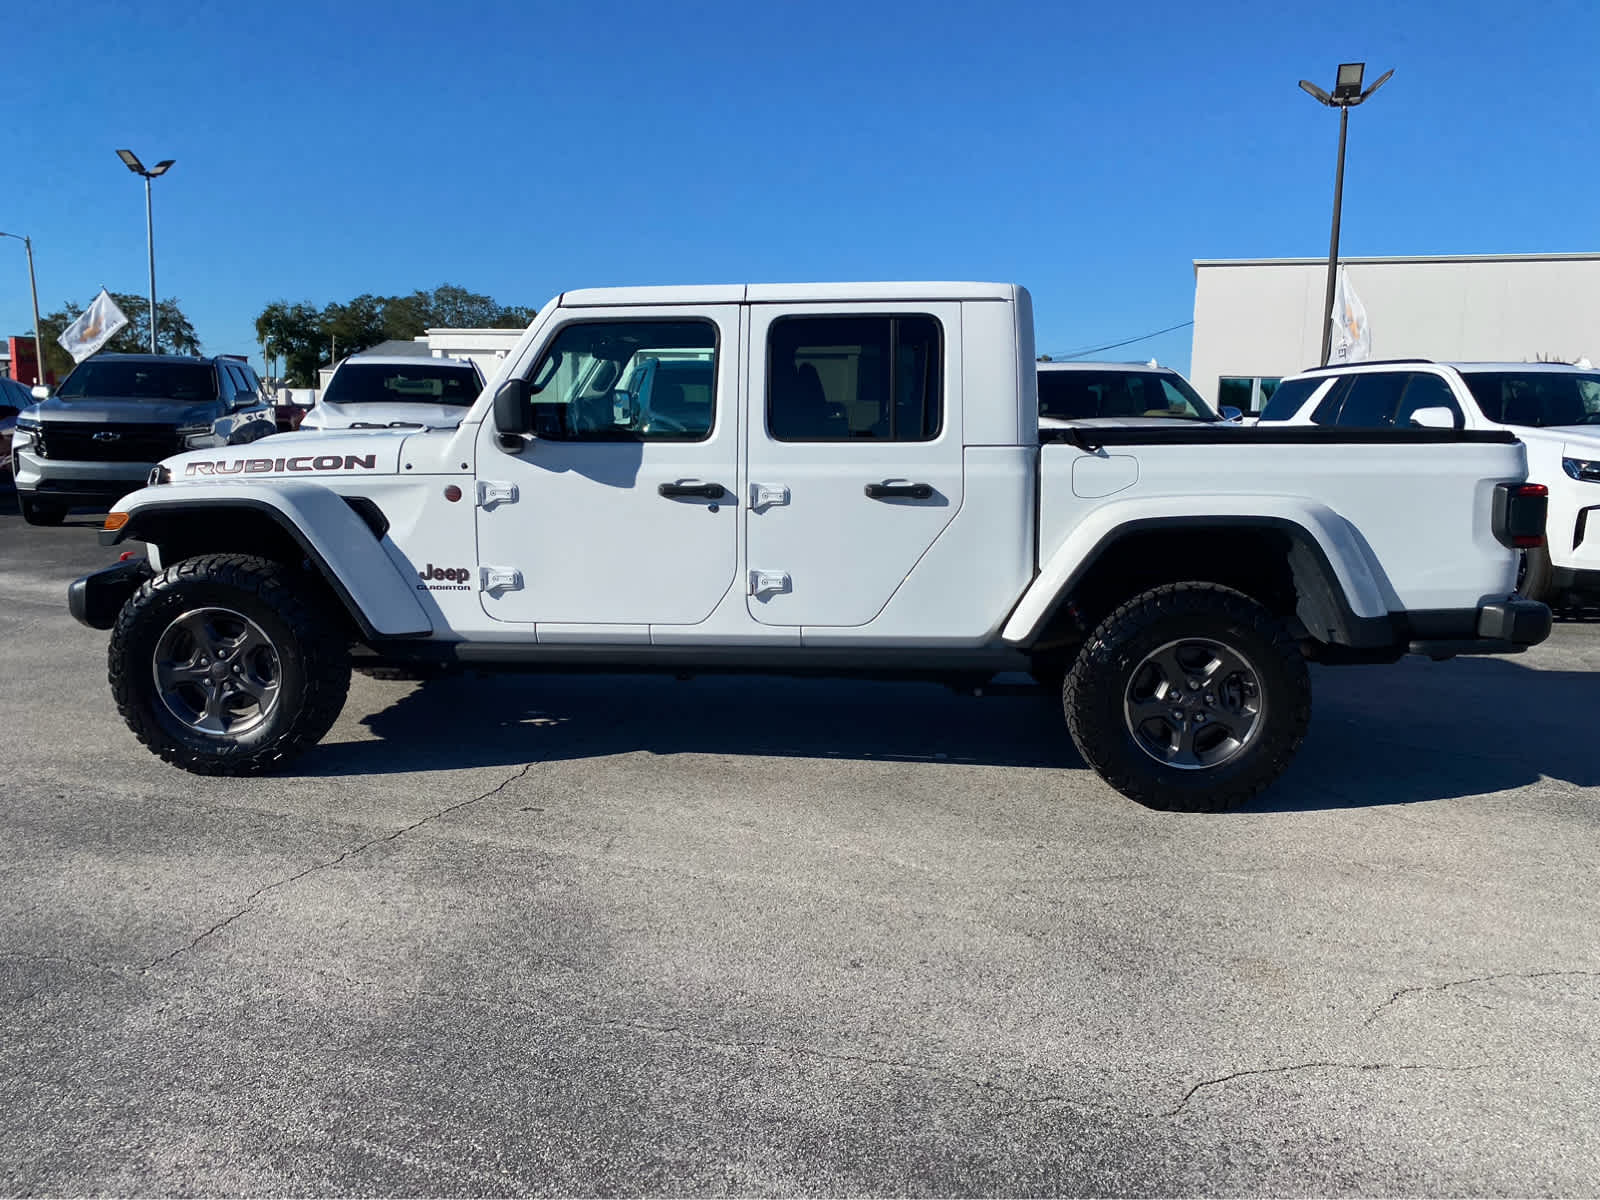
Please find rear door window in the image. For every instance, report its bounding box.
[1395,373,1462,427]
[1329,372,1408,426]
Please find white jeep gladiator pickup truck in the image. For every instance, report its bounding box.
[69,282,1551,811]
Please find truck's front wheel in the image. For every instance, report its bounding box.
[109,554,351,775]
[1063,584,1311,811]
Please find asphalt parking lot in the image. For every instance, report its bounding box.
[1,484,1597,1197]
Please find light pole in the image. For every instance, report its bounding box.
[0,231,45,386]
[1299,62,1393,365]
[115,149,176,353]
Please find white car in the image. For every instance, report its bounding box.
[301,355,484,432]
[1258,359,1600,603]
[1036,360,1233,432]
[74,282,1550,811]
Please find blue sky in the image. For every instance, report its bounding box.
[3,0,1596,375]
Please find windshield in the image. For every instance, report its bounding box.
[1038,369,1216,421]
[1461,371,1600,428]
[324,362,482,408]
[56,360,217,403]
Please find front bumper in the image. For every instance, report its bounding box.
[1407,598,1552,661]
[13,448,154,508]
[1551,565,1600,600]
[68,557,155,630]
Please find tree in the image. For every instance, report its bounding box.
[39,292,201,382]
[254,284,537,386]
[255,301,327,389]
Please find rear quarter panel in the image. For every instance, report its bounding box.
[1035,437,1526,615]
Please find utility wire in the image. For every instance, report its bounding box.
[1042,319,1195,361]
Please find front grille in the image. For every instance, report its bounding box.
[35,422,185,463]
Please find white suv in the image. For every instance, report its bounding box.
[1259,360,1600,603]
[301,354,485,432]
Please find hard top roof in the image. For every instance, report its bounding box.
[86,352,215,365]
[339,354,477,368]
[1037,360,1183,373]
[558,282,1020,307]
[1296,358,1598,377]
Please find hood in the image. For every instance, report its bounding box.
[29,395,218,426]
[159,428,411,482]
[301,401,467,431]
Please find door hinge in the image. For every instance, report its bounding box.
[750,482,790,511]
[749,569,791,598]
[478,480,519,510]
[481,566,524,594]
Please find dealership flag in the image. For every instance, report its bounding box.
[58,289,130,363]
[1328,267,1371,364]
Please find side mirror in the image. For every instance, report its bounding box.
[1219,405,1244,423]
[31,385,50,400]
[1408,406,1458,430]
[493,377,530,444]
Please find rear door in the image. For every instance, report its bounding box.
[744,302,964,627]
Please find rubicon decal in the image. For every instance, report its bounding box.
[418,564,473,592]
[185,453,378,477]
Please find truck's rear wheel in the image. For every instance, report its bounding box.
[109,554,351,775]
[1063,583,1311,811]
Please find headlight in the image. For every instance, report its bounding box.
[1562,457,1600,483]
[179,421,215,448]
[12,420,37,450]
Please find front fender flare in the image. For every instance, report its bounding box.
[102,481,433,639]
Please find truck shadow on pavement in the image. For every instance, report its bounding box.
[302,654,1599,812]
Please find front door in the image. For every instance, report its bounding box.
[475,306,740,626]
[744,302,965,627]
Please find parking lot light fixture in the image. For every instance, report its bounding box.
[116,149,177,353]
[1300,64,1394,365]
[0,231,45,386]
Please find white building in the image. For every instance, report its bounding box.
[424,327,522,382]
[1189,252,1600,414]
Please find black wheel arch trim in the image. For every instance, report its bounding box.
[101,498,390,641]
[1028,514,1398,650]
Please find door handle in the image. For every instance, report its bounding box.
[864,481,934,500]
[658,481,725,500]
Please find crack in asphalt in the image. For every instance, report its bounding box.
[0,951,130,975]
[336,976,1114,1115]
[1366,969,1600,1025]
[1165,1061,1486,1117]
[143,761,536,971]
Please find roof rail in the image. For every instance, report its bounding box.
[1301,357,1436,373]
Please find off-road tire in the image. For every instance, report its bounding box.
[20,496,66,526]
[1063,583,1311,812]
[1518,546,1553,604]
[109,554,351,775]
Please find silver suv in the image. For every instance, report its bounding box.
[12,354,274,525]
[1036,360,1229,429]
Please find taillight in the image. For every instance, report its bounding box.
[1492,482,1548,549]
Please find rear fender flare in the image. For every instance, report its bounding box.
[1004,499,1392,647]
